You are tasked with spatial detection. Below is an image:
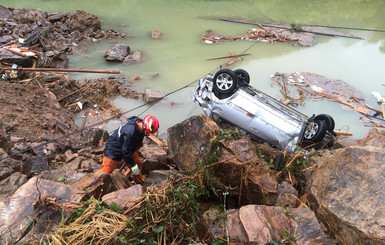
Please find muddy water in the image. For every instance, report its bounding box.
[3,0,385,138]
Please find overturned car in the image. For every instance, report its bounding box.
[192,68,336,152]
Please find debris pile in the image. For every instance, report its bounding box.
[202,25,315,47]
[271,72,385,129]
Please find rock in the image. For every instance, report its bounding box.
[65,10,101,36]
[151,29,161,39]
[102,184,144,209]
[203,207,225,238]
[0,171,28,202]
[104,44,130,61]
[0,55,35,67]
[144,170,186,188]
[0,176,84,243]
[0,125,12,151]
[307,128,385,244]
[214,137,278,205]
[0,6,14,19]
[227,205,333,244]
[123,50,142,64]
[71,172,116,200]
[140,138,169,175]
[0,167,14,181]
[275,181,299,208]
[24,156,49,176]
[332,135,358,149]
[142,89,165,103]
[167,115,220,172]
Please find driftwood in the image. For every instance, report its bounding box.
[2,67,120,74]
[207,53,250,61]
[217,18,364,40]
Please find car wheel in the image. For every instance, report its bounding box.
[234,69,250,86]
[303,119,327,143]
[314,114,335,132]
[213,69,237,97]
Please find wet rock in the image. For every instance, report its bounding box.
[0,171,28,202]
[307,128,385,244]
[227,205,333,244]
[104,44,130,61]
[102,184,144,209]
[123,50,142,64]
[167,114,220,172]
[214,137,278,205]
[203,207,225,238]
[151,29,161,39]
[275,181,298,208]
[142,89,165,103]
[0,176,85,243]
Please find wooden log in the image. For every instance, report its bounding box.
[335,131,353,136]
[2,67,120,74]
[207,53,250,61]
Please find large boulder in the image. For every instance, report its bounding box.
[307,128,385,244]
[167,114,220,172]
[0,176,85,243]
[227,205,333,244]
[214,137,278,205]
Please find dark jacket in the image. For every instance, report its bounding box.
[104,116,144,168]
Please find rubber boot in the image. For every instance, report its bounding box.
[97,156,119,174]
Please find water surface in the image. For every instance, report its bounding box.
[3,0,385,137]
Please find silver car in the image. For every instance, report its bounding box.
[192,68,336,152]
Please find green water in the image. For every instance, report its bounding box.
[2,0,385,138]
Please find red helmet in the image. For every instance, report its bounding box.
[143,115,159,135]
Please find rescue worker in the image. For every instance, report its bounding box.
[97,115,159,182]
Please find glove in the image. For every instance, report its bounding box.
[131,164,140,176]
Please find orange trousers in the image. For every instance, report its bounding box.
[98,151,144,181]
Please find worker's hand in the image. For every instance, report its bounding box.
[131,164,140,175]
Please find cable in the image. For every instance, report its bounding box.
[0,41,259,162]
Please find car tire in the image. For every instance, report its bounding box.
[314,114,335,132]
[234,69,250,86]
[303,119,327,143]
[213,69,237,97]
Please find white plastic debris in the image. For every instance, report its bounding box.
[204,40,213,44]
[18,38,24,43]
[372,91,385,103]
[77,101,83,110]
[310,85,323,92]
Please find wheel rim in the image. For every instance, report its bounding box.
[304,122,319,139]
[216,73,234,91]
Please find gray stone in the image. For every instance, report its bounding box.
[167,114,219,172]
[307,128,385,244]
